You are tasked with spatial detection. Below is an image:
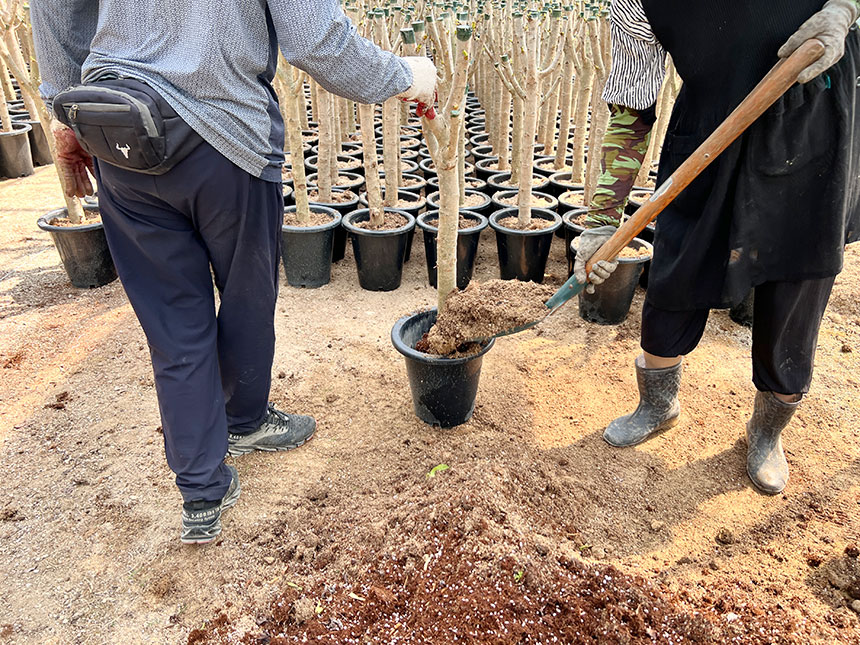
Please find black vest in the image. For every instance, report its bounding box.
[635,1,860,310]
[642,0,825,130]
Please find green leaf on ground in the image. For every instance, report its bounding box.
[427,464,450,478]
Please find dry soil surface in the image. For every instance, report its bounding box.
[1,167,859,644]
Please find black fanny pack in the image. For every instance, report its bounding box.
[53,78,202,175]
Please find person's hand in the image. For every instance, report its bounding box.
[52,121,95,198]
[397,56,438,118]
[573,225,619,294]
[778,0,860,83]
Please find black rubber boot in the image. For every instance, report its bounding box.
[746,391,798,495]
[603,357,682,447]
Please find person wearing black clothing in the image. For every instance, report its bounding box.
[574,0,860,494]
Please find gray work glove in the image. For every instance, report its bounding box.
[778,0,860,83]
[573,226,619,294]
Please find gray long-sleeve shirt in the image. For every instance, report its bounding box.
[31,0,412,182]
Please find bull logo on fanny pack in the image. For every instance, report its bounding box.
[116,143,131,159]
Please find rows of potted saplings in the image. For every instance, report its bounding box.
[274,84,660,323]
[0,40,53,177]
[4,2,679,432]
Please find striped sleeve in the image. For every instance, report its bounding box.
[602,0,668,111]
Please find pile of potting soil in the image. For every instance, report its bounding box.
[418,279,556,356]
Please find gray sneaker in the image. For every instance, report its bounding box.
[227,403,316,457]
[180,464,240,544]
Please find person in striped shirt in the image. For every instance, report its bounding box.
[574,0,860,494]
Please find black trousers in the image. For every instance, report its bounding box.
[95,141,283,503]
[641,277,835,395]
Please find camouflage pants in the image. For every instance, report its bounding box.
[589,104,654,221]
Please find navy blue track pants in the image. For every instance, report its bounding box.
[94,142,282,503]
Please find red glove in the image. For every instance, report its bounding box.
[52,122,95,198]
[415,101,436,120]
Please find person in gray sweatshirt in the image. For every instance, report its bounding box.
[31,0,437,544]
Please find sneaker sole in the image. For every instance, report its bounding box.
[226,428,315,458]
[180,531,220,545]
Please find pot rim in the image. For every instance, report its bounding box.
[358,188,426,211]
[417,209,489,234]
[426,189,491,210]
[281,204,341,233]
[0,121,32,136]
[489,208,562,236]
[491,189,558,210]
[304,188,360,208]
[487,171,550,190]
[342,208,416,236]
[37,205,102,232]
[391,308,496,365]
[571,235,654,264]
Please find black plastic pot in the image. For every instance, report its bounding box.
[548,172,583,199]
[397,172,428,196]
[558,189,587,214]
[533,155,569,177]
[487,172,550,195]
[307,189,360,263]
[417,210,488,289]
[490,190,558,214]
[282,183,294,206]
[427,189,491,216]
[426,176,488,194]
[358,188,426,220]
[281,205,341,288]
[342,208,415,291]
[0,121,34,178]
[467,128,488,141]
[37,205,118,289]
[392,308,495,428]
[562,209,588,277]
[10,116,52,166]
[307,170,365,194]
[418,159,475,181]
[470,145,499,164]
[475,158,507,184]
[489,208,562,283]
[578,238,653,325]
[469,133,491,149]
[305,154,362,176]
[730,289,755,327]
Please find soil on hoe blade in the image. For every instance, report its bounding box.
[418,279,556,356]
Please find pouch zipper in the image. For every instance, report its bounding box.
[67,102,132,115]
[68,86,159,137]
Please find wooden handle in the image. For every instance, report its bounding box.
[585,38,826,275]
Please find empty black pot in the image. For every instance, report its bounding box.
[342,208,415,291]
[578,238,653,325]
[37,205,118,289]
[281,205,341,288]
[0,121,34,178]
[417,210,488,290]
[489,208,562,283]
[392,308,495,428]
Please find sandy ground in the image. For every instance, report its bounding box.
[0,166,858,643]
